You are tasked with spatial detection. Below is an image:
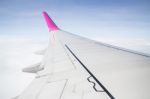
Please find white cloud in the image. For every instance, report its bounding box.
[0,36,47,99]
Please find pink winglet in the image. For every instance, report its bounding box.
[43,11,59,31]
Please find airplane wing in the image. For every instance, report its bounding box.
[16,11,150,99]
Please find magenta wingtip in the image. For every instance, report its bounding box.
[42,11,59,31]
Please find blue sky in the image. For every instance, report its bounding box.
[0,0,150,39]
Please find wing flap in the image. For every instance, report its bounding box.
[18,76,48,99]
[37,80,67,99]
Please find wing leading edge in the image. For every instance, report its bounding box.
[17,11,150,99]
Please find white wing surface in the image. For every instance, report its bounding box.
[17,11,150,99]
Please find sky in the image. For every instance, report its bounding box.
[0,0,150,38]
[0,0,150,99]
